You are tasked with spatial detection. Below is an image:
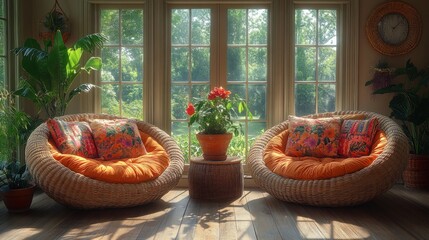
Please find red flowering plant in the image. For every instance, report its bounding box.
[186,87,252,136]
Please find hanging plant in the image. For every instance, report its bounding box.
[367,60,393,92]
[39,0,71,43]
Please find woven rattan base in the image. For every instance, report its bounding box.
[189,157,243,201]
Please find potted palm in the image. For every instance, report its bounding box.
[366,60,429,189]
[0,89,35,212]
[13,30,107,118]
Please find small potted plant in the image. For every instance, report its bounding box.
[366,59,429,189]
[185,86,252,161]
[0,89,35,212]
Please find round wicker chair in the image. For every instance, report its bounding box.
[25,113,184,209]
[247,111,409,207]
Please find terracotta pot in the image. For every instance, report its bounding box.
[196,133,233,161]
[403,154,429,189]
[2,185,36,212]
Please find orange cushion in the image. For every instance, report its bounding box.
[49,131,169,183]
[264,130,387,180]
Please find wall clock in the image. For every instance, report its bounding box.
[366,1,422,56]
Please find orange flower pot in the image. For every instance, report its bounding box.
[196,133,233,161]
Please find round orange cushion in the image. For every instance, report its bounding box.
[264,130,387,180]
[49,131,169,184]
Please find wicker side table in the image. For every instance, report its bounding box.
[188,156,243,201]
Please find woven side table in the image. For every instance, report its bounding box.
[188,156,243,201]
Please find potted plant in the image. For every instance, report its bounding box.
[13,30,107,118]
[39,9,71,43]
[185,86,252,161]
[0,89,35,212]
[366,59,429,189]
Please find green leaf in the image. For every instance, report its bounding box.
[73,33,107,53]
[68,84,99,102]
[373,84,405,94]
[83,57,102,72]
[47,31,69,91]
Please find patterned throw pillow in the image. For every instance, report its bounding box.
[90,119,147,160]
[338,118,379,157]
[47,119,98,158]
[285,116,342,157]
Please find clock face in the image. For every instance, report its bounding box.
[377,13,409,45]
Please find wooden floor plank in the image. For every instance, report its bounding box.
[1,185,429,240]
[245,190,282,240]
[233,190,258,240]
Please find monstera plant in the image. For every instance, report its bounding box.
[13,30,107,118]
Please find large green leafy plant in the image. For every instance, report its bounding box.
[366,60,429,154]
[13,30,107,118]
[0,89,33,190]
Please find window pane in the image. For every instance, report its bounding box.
[249,9,268,44]
[171,85,189,120]
[0,0,4,18]
[0,20,4,55]
[171,47,189,82]
[226,84,246,119]
[228,9,246,44]
[227,47,246,82]
[0,58,4,87]
[191,84,210,100]
[191,9,210,45]
[101,84,120,115]
[171,9,189,45]
[248,47,267,81]
[318,47,336,81]
[122,84,143,119]
[121,9,143,45]
[101,10,119,44]
[318,10,337,45]
[248,84,266,120]
[191,47,210,81]
[100,7,144,119]
[318,84,336,113]
[295,47,316,81]
[171,121,191,163]
[295,84,315,116]
[121,47,143,82]
[295,9,316,45]
[101,48,120,82]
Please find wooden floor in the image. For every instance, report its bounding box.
[1,185,428,240]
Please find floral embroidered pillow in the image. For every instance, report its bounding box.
[47,119,98,158]
[285,116,342,157]
[338,118,379,157]
[90,119,147,160]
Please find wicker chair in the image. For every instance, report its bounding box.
[25,113,184,209]
[247,111,409,207]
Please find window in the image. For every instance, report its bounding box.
[0,0,6,88]
[91,0,358,166]
[294,8,337,116]
[99,7,144,119]
[169,6,268,161]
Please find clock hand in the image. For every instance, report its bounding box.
[392,22,400,30]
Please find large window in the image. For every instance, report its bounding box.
[99,7,144,119]
[92,0,358,165]
[169,6,268,161]
[294,8,337,116]
[0,0,6,88]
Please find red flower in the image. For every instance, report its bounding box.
[208,86,231,100]
[186,102,195,115]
